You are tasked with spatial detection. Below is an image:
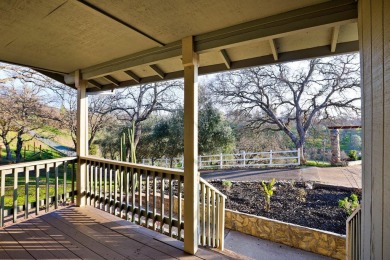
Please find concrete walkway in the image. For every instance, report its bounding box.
[201,164,361,188]
[224,230,332,260]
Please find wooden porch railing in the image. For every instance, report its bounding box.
[199,177,226,250]
[80,156,226,250]
[346,205,361,260]
[0,157,77,227]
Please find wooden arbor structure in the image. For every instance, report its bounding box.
[0,0,389,258]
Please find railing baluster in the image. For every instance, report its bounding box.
[99,162,102,209]
[131,168,136,222]
[126,167,130,220]
[177,175,182,240]
[94,161,98,207]
[71,161,75,204]
[104,163,107,211]
[218,196,225,250]
[201,182,206,245]
[24,167,29,219]
[35,165,40,215]
[13,168,18,223]
[216,195,220,248]
[0,170,5,227]
[145,170,150,228]
[63,161,67,202]
[211,190,216,247]
[54,162,59,209]
[153,172,157,230]
[168,174,173,237]
[109,164,112,214]
[45,164,49,213]
[87,160,91,205]
[206,186,210,246]
[138,169,142,224]
[120,166,124,218]
[160,172,165,233]
[114,164,118,215]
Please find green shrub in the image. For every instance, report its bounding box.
[348,150,358,161]
[222,180,232,190]
[338,193,359,215]
[89,144,98,155]
[260,178,276,212]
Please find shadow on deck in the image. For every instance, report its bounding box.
[0,206,230,259]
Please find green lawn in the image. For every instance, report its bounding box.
[304,160,332,167]
[0,132,64,164]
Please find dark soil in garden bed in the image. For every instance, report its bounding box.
[210,180,361,235]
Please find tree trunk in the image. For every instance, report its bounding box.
[15,130,23,162]
[5,144,12,161]
[297,143,306,165]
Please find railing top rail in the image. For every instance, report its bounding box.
[80,156,184,176]
[346,205,361,223]
[199,177,227,198]
[0,156,77,171]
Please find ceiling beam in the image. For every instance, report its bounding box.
[81,0,357,80]
[149,64,165,79]
[103,75,120,86]
[331,25,340,52]
[124,70,141,83]
[87,41,358,93]
[88,80,102,89]
[76,0,164,46]
[269,39,278,61]
[219,49,231,69]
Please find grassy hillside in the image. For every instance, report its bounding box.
[0,132,64,164]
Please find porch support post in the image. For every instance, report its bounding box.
[359,0,390,258]
[75,70,88,207]
[182,36,199,254]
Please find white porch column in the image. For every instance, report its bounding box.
[359,0,390,258]
[182,36,199,254]
[75,70,88,207]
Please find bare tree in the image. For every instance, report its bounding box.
[47,85,115,150]
[105,81,182,160]
[0,84,49,162]
[211,54,361,162]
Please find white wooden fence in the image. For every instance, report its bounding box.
[142,149,300,169]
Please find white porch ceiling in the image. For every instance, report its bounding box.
[0,0,358,91]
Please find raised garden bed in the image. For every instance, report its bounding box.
[210,180,361,235]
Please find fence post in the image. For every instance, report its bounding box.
[165,158,168,168]
[220,153,223,169]
[297,148,301,165]
[270,150,273,166]
[182,156,184,169]
[243,151,246,167]
[199,156,202,169]
[142,158,145,165]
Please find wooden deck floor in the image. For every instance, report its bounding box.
[0,206,230,260]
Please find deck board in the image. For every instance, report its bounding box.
[0,206,230,259]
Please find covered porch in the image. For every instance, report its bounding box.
[0,0,389,259]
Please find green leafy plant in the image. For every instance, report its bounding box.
[261,178,276,212]
[338,193,359,215]
[348,150,358,161]
[222,180,232,190]
[297,188,307,202]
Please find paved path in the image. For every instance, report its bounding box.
[201,164,361,188]
[29,131,76,157]
[224,230,331,260]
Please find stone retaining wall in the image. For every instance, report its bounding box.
[225,209,346,259]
